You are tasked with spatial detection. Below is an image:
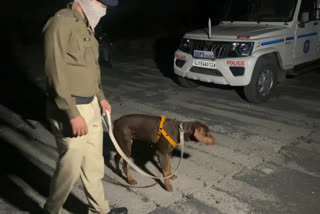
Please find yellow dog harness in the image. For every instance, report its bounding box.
[156,115,179,148]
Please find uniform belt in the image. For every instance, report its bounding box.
[73,96,94,104]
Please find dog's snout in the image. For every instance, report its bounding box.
[205,132,216,145]
[207,136,216,145]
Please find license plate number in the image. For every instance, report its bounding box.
[194,50,215,59]
[193,60,216,69]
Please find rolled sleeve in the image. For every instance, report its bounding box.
[96,81,106,102]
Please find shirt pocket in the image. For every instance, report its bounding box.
[66,33,86,66]
[82,36,99,65]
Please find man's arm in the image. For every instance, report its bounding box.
[43,16,80,119]
[96,70,106,101]
[96,78,111,114]
[43,16,88,136]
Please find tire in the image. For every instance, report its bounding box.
[243,55,278,103]
[177,76,200,88]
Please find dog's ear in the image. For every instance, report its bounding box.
[193,127,216,145]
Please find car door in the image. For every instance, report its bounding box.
[294,0,319,65]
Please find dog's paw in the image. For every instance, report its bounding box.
[170,175,178,180]
[128,178,137,185]
[165,184,173,192]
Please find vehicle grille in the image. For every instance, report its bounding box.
[192,41,233,59]
[190,67,222,76]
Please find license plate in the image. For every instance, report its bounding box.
[194,50,215,59]
[193,60,216,69]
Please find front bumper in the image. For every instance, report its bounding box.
[174,50,258,86]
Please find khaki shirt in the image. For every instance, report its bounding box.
[43,6,105,119]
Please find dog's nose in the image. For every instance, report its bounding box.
[207,137,216,145]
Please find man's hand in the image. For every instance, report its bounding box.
[100,99,111,115]
[70,115,88,136]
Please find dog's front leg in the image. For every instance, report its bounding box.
[168,152,178,180]
[157,152,173,192]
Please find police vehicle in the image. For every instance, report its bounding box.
[174,0,320,103]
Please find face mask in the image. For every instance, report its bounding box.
[76,0,106,31]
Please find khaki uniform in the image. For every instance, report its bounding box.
[43,6,105,119]
[43,6,110,214]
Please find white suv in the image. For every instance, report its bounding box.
[174,0,320,103]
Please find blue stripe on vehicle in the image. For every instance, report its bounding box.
[297,32,317,38]
[261,39,283,46]
[286,37,294,41]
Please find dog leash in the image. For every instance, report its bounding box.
[102,111,185,179]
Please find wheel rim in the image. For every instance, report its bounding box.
[257,69,273,96]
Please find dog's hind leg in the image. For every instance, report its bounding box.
[123,160,137,185]
[157,151,173,192]
[113,128,137,185]
[120,137,137,185]
[114,153,121,174]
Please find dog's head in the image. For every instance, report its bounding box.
[190,121,216,145]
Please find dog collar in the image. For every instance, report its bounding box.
[157,115,179,148]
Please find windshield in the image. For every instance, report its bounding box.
[223,0,297,22]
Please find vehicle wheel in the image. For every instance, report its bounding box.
[177,76,200,88]
[243,55,278,103]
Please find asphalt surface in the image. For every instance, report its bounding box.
[1,42,320,214]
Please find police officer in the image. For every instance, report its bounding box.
[43,0,128,213]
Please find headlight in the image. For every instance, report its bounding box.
[179,38,193,54]
[228,42,254,57]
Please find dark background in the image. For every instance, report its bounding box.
[1,0,226,124]
[4,0,226,47]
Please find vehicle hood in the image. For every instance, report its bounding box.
[184,23,288,40]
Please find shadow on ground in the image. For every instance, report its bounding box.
[1,49,47,127]
[0,137,88,214]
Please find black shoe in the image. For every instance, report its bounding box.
[107,207,128,214]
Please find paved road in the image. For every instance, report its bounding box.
[1,45,320,214]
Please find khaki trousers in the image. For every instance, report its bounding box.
[44,97,110,214]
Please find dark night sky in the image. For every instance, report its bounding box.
[5,0,225,45]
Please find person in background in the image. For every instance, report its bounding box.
[42,0,128,213]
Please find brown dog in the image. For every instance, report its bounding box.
[113,114,216,191]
